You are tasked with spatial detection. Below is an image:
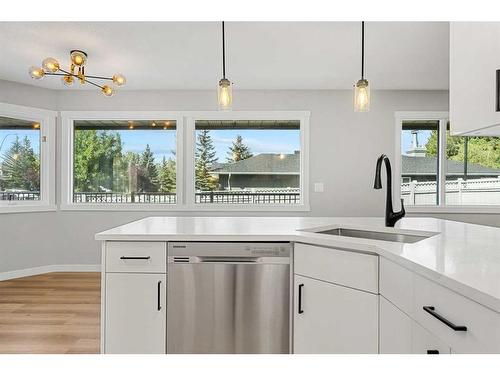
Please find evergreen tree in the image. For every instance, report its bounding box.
[195,130,218,191]
[1,136,40,191]
[138,144,159,192]
[158,156,176,193]
[226,135,253,163]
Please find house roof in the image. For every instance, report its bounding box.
[212,153,300,174]
[402,155,500,176]
[212,153,500,176]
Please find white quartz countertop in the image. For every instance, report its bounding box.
[96,216,500,313]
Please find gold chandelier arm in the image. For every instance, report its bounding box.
[58,68,104,89]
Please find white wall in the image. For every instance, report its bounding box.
[1,79,497,274]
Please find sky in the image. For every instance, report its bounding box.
[3,126,420,162]
[401,129,432,155]
[79,128,300,163]
[0,129,40,158]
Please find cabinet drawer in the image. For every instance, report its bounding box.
[294,243,378,293]
[105,242,166,273]
[411,320,451,354]
[413,273,500,353]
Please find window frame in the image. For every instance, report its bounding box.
[60,110,310,211]
[395,111,500,213]
[184,111,310,212]
[60,111,184,211]
[0,103,56,213]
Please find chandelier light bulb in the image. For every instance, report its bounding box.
[62,75,74,86]
[29,66,45,80]
[70,50,87,66]
[218,78,232,110]
[112,74,126,86]
[42,57,60,73]
[101,85,114,97]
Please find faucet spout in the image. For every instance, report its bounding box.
[373,154,405,227]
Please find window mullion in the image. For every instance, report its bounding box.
[438,118,447,206]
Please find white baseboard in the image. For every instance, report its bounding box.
[0,264,101,281]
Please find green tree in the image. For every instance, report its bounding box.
[1,136,40,191]
[226,135,253,163]
[195,130,218,191]
[73,130,124,192]
[425,131,500,170]
[137,144,159,192]
[158,156,176,193]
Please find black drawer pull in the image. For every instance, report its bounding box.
[298,283,304,314]
[423,306,467,332]
[120,256,151,260]
[157,280,162,311]
[427,350,440,354]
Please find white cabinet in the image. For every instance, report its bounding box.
[450,22,500,135]
[379,296,412,354]
[293,274,378,354]
[102,241,167,354]
[105,273,166,354]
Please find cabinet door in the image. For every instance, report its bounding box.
[379,296,412,354]
[105,273,166,354]
[293,275,378,354]
[412,321,451,355]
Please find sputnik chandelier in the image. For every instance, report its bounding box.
[29,50,126,96]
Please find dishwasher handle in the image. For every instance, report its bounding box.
[198,256,259,263]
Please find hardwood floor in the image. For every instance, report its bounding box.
[0,272,101,354]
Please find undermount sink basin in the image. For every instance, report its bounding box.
[315,228,432,244]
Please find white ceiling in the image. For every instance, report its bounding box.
[0,22,449,90]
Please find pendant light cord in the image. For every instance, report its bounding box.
[361,21,365,80]
[222,21,226,79]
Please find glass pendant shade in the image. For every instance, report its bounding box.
[70,50,87,66]
[218,78,232,110]
[354,79,370,112]
[42,57,60,72]
[101,85,114,97]
[112,73,126,86]
[29,66,45,79]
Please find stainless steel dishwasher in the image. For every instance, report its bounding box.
[167,242,291,354]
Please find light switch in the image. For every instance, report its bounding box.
[314,183,324,193]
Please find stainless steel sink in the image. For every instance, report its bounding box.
[315,228,431,243]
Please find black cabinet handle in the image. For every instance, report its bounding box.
[120,256,151,260]
[427,350,440,354]
[298,283,304,314]
[423,306,467,331]
[157,280,162,311]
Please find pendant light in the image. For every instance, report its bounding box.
[354,21,370,112]
[218,21,233,110]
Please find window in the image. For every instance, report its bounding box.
[396,112,500,210]
[62,111,309,210]
[190,117,306,206]
[400,120,439,206]
[0,103,56,212]
[70,119,177,205]
[445,133,500,205]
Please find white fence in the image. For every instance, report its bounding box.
[401,177,500,205]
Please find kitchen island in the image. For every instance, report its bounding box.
[96,216,500,354]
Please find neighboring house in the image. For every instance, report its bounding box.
[402,155,500,182]
[402,131,500,182]
[211,151,300,190]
